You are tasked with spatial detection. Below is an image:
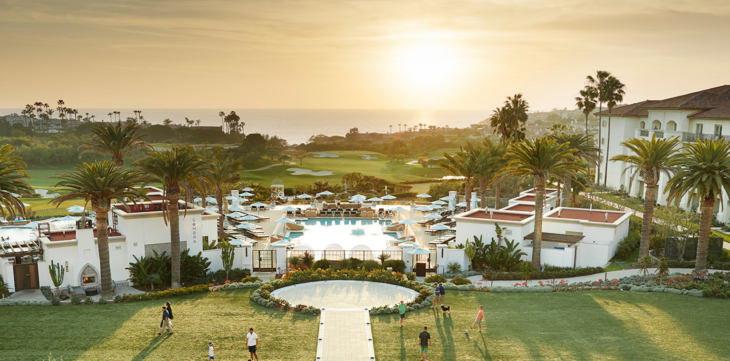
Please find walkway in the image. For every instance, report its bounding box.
[317,310,373,361]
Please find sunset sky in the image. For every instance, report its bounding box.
[1,0,729,111]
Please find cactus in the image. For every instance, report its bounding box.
[49,260,65,293]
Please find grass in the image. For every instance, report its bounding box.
[604,248,641,272]
[241,150,447,187]
[0,289,318,361]
[594,193,645,213]
[712,230,730,244]
[372,291,730,361]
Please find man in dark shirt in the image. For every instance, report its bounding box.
[418,326,431,361]
[158,306,173,335]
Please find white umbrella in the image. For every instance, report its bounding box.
[391,206,408,212]
[270,240,295,247]
[319,190,334,196]
[236,223,257,229]
[397,241,419,248]
[456,202,467,207]
[430,224,450,231]
[228,204,245,211]
[241,192,255,197]
[275,218,296,224]
[206,206,219,212]
[227,212,245,218]
[193,197,202,203]
[251,202,267,208]
[205,197,217,204]
[381,195,397,200]
[424,213,441,219]
[225,196,236,201]
[398,219,418,225]
[431,200,447,205]
[282,206,298,212]
[429,204,442,210]
[416,193,432,199]
[440,196,453,201]
[242,187,254,192]
[367,197,383,202]
[416,206,433,212]
[297,194,312,199]
[228,239,245,246]
[66,205,85,213]
[241,215,259,221]
[408,248,432,255]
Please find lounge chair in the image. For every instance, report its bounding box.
[285,223,305,230]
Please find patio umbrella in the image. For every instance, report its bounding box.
[416,193,432,199]
[429,204,442,210]
[381,195,397,200]
[430,223,451,241]
[241,192,255,197]
[367,197,383,202]
[240,215,259,221]
[236,223,257,229]
[193,197,202,203]
[54,215,77,222]
[391,206,408,212]
[251,202,267,208]
[270,240,295,247]
[297,194,312,199]
[227,212,245,218]
[275,218,296,224]
[228,239,245,246]
[319,190,334,196]
[456,202,467,207]
[416,206,433,212]
[282,206,298,212]
[424,213,441,219]
[242,187,254,192]
[228,204,245,212]
[205,197,217,204]
[440,196,453,201]
[66,205,85,213]
[225,196,236,201]
[397,241,419,248]
[431,200,447,205]
[398,219,417,225]
[206,206,219,212]
[408,248,432,255]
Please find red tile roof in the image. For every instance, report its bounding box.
[548,209,624,223]
[464,211,532,222]
[594,85,730,119]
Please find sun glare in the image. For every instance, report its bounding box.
[397,42,457,87]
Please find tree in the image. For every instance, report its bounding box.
[439,145,479,210]
[0,145,33,219]
[610,135,680,258]
[664,139,730,273]
[220,239,235,281]
[469,140,504,209]
[575,86,598,136]
[135,146,206,288]
[288,150,309,165]
[503,137,579,269]
[51,161,148,297]
[549,134,601,206]
[224,111,240,134]
[586,70,611,186]
[202,153,243,239]
[163,118,173,126]
[80,122,151,166]
[602,75,626,187]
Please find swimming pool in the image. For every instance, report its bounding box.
[289,218,398,250]
[0,227,37,241]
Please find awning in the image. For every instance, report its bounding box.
[524,232,584,244]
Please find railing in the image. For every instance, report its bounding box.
[680,133,730,142]
[287,249,403,262]
[639,129,649,137]
[654,131,664,138]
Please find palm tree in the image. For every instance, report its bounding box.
[550,134,601,206]
[219,111,226,132]
[575,86,598,136]
[51,161,147,297]
[586,70,611,186]
[602,76,626,187]
[80,122,151,166]
[202,153,243,239]
[503,137,579,269]
[0,145,34,219]
[489,94,530,143]
[135,146,206,288]
[439,145,479,211]
[470,140,504,209]
[610,135,680,258]
[664,139,730,273]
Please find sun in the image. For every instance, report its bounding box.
[397,42,457,87]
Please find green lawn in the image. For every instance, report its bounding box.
[241,150,446,187]
[3,289,729,360]
[372,291,730,361]
[0,289,318,361]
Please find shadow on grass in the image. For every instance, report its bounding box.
[131,334,171,361]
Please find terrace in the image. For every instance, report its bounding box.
[462,210,533,222]
[44,229,123,242]
[501,204,535,213]
[547,208,624,223]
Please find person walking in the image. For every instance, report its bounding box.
[157,305,173,336]
[165,301,174,327]
[208,342,218,360]
[247,327,259,361]
[469,305,484,332]
[431,283,440,309]
[398,300,406,327]
[438,283,445,304]
[418,326,431,361]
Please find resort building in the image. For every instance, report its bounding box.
[596,85,730,220]
[454,188,631,268]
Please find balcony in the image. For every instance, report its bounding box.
[680,133,730,142]
[654,131,664,138]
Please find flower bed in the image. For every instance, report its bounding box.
[120,284,211,302]
[483,267,605,281]
[248,269,433,316]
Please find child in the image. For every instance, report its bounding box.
[440,304,451,314]
[208,342,218,360]
[468,305,484,332]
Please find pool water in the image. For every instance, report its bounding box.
[289,218,398,250]
[0,227,37,241]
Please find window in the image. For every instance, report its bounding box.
[602,121,607,127]
[667,121,677,131]
[639,121,646,129]
[696,124,704,135]
[715,125,723,136]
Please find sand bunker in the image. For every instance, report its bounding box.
[358,154,378,160]
[288,168,335,176]
[311,152,340,158]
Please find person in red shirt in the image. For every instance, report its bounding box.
[469,305,484,332]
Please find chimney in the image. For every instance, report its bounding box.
[605,212,609,222]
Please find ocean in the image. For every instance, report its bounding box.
[0,109,489,144]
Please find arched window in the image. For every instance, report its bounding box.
[667,121,677,131]
[639,121,646,129]
[651,120,662,130]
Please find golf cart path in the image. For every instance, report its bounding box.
[242,162,296,172]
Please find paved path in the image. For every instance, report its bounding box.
[242,161,296,172]
[317,310,374,361]
[465,268,729,286]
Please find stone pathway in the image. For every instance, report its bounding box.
[317,310,374,361]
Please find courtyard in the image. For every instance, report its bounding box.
[1,289,729,361]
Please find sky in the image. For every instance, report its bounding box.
[1,0,729,111]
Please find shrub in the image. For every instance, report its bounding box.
[650,234,666,251]
[114,295,123,303]
[98,297,107,305]
[84,297,94,305]
[71,296,82,305]
[51,297,60,306]
[383,260,406,274]
[424,274,447,283]
[241,276,261,283]
[446,262,462,274]
[301,252,315,268]
[121,284,210,302]
[334,258,352,270]
[405,272,416,281]
[451,277,472,285]
[360,260,381,272]
[348,257,363,270]
[483,267,605,280]
[616,231,640,258]
[312,259,332,270]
